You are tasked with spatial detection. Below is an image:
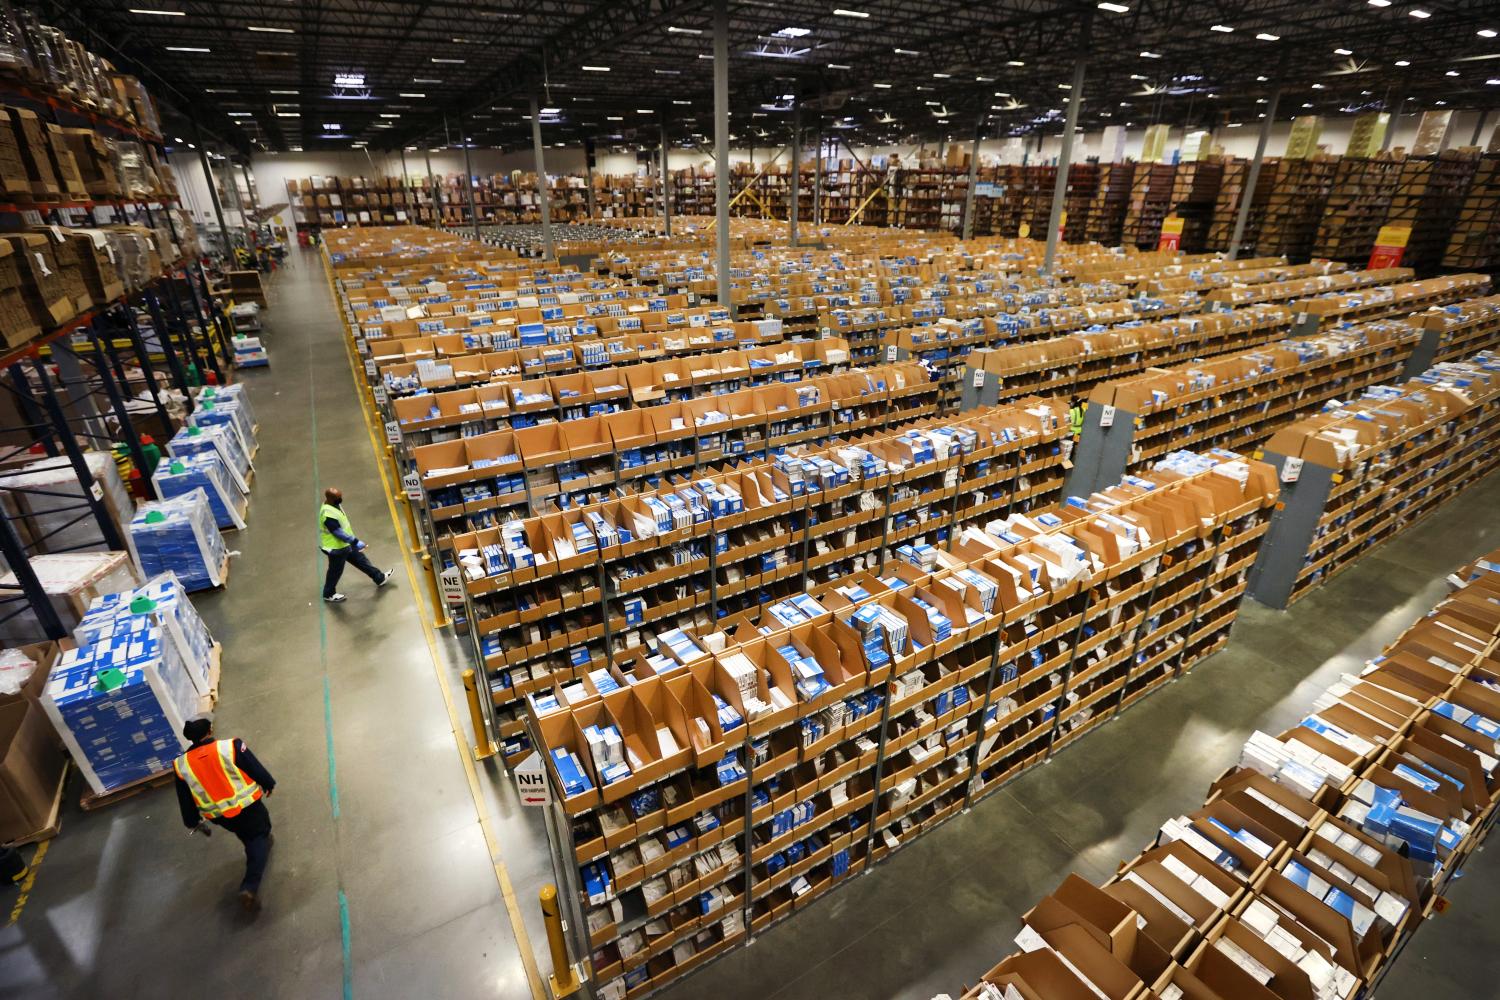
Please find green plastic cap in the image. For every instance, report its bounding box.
[144,510,166,524]
[187,426,202,436]
[201,401,214,410]
[202,387,216,398]
[169,460,186,474]
[129,596,157,614]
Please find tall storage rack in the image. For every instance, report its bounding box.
[0,87,235,642]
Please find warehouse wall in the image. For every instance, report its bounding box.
[237,106,1492,233]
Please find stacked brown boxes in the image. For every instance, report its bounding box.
[0,233,73,328]
[0,111,31,199]
[6,107,60,199]
[65,229,123,306]
[43,122,87,199]
[58,128,120,198]
[0,241,41,347]
[32,228,90,314]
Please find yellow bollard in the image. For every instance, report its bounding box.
[540,884,581,998]
[461,669,497,761]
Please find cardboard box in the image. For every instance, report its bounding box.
[0,239,41,347]
[32,226,91,315]
[64,228,124,305]
[60,128,122,198]
[0,111,31,198]
[0,233,73,328]
[0,698,67,843]
[6,107,60,199]
[44,123,88,199]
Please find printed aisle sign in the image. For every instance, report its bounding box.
[1368,225,1411,270]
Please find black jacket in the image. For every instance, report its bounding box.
[174,738,277,828]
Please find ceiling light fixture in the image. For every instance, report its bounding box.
[1097,2,1130,12]
[1210,23,1233,32]
[322,122,341,129]
[380,113,400,118]
[1446,70,1459,76]
[655,68,681,74]
[1335,47,1353,55]
[399,92,426,97]
[1140,50,1162,58]
[1367,0,1391,6]
[894,47,919,55]
[431,57,465,64]
[1395,59,1410,66]
[667,25,702,34]
[1255,32,1279,41]
[873,82,892,88]
[832,7,870,17]
[227,111,252,117]
[1478,29,1497,38]
[165,45,210,52]
[413,77,442,83]
[129,7,184,15]
[581,65,610,71]
[1007,60,1025,66]
[1408,8,1430,18]
[247,25,292,33]
[276,111,299,117]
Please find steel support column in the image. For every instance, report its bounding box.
[962,117,982,241]
[660,121,672,237]
[584,138,598,217]
[789,102,801,247]
[530,99,555,260]
[713,0,732,313]
[1043,57,1086,274]
[198,146,232,256]
[1228,85,1281,260]
[459,116,481,241]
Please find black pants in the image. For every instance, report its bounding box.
[212,799,272,894]
[323,545,382,598]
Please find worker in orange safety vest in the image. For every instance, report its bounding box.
[174,714,277,912]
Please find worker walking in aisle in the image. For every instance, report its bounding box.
[174,715,277,913]
[319,486,393,603]
[1068,396,1087,440]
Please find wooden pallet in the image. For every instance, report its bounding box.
[3,762,69,847]
[79,766,174,812]
[197,642,223,713]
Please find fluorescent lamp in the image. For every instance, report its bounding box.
[322,123,341,129]
[247,25,293,33]
[380,113,401,118]
[1255,32,1279,41]
[1334,48,1353,55]
[827,63,851,69]
[227,112,252,117]
[1311,83,1325,88]
[431,57,465,64]
[655,69,681,75]
[894,48,919,55]
[667,25,702,34]
[413,78,442,83]
[832,8,870,17]
[165,45,210,52]
[607,115,624,121]
[1139,50,1162,58]
[976,75,994,82]
[130,7,184,15]
[1395,59,1410,66]
[1227,122,1242,127]
[637,108,654,113]
[1445,70,1460,76]
[1007,60,1025,66]
[581,65,610,72]
[1480,29,1497,38]
[873,82,892,88]
[932,72,950,78]
[1210,24,1233,32]
[1408,9,1430,17]
[1367,0,1390,6]
[269,89,298,95]
[1098,2,1130,12]
[399,92,426,98]
[276,112,299,117]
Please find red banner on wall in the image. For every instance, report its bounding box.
[1368,224,1411,270]
[1157,215,1185,251]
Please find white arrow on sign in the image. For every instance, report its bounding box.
[514,752,551,807]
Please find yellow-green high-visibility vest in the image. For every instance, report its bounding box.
[319,503,352,550]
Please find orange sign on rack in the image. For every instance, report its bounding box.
[1368,224,1411,269]
[1157,215,1185,251]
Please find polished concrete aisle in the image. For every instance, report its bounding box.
[0,251,534,999]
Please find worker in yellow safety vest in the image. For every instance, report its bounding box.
[319,486,393,603]
[174,714,278,912]
[1068,397,1087,440]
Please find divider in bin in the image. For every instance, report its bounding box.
[1205,768,1324,847]
[1304,813,1424,914]
[1113,840,1244,938]
[971,948,1114,1000]
[562,419,613,461]
[1250,866,1379,982]
[571,699,641,804]
[602,686,674,786]
[1197,910,1319,1000]
[660,663,735,767]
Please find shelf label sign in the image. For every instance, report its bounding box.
[514,753,550,807]
[373,384,387,406]
[402,470,422,500]
[1368,225,1411,270]
[1157,216,1185,252]
[1098,404,1116,428]
[364,359,377,380]
[885,344,898,362]
[972,367,985,389]
[1281,457,1304,484]
[384,419,402,445]
[439,566,464,606]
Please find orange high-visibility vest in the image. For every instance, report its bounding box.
[174,739,263,819]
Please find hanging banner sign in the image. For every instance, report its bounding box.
[1157,216,1186,252]
[1367,225,1411,270]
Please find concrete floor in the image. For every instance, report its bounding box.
[0,250,1496,1000]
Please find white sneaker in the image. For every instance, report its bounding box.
[377,570,394,587]
[324,593,347,603]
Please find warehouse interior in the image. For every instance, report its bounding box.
[1,2,1500,1000]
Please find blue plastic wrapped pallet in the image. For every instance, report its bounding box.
[40,576,218,796]
[152,452,245,530]
[167,422,251,493]
[196,384,257,431]
[188,395,255,460]
[125,489,229,591]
